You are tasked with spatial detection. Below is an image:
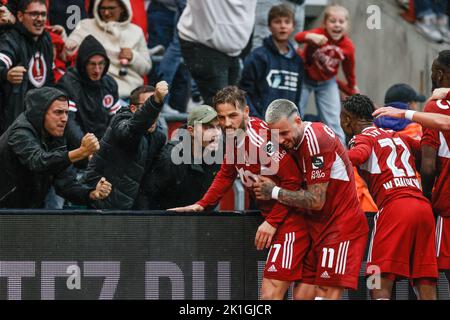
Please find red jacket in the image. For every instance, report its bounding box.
[295,28,356,91]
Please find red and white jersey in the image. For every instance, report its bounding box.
[348,126,427,210]
[293,122,368,245]
[421,98,450,216]
[197,117,305,228]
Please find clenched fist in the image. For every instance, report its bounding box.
[154,81,169,104]
[7,66,27,85]
[80,133,100,157]
[89,177,112,200]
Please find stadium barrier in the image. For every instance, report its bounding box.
[0,210,448,300]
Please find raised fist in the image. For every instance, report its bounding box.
[7,66,27,85]
[80,133,100,157]
[154,81,169,104]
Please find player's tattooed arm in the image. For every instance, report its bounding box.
[253,177,328,211]
[278,182,328,211]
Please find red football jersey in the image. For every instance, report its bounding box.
[292,122,368,245]
[421,98,450,217]
[197,117,305,228]
[348,126,427,210]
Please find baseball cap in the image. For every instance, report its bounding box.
[187,105,217,126]
[384,84,426,104]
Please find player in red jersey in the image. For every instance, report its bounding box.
[169,86,310,300]
[341,94,438,300]
[254,99,369,300]
[421,51,450,287]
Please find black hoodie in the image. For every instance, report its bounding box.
[0,23,54,134]
[57,35,119,152]
[0,87,93,208]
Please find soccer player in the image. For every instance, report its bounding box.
[421,51,450,287]
[170,86,310,300]
[341,94,438,300]
[253,99,369,300]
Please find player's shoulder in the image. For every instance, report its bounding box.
[305,122,338,150]
[424,99,450,115]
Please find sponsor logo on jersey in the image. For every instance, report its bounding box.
[103,94,114,109]
[312,156,324,169]
[267,265,277,272]
[320,271,331,279]
[265,141,275,157]
[311,170,326,180]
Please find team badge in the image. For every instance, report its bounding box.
[312,156,324,169]
[28,52,47,88]
[103,94,114,109]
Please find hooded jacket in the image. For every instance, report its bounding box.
[82,96,166,210]
[57,35,120,151]
[239,36,304,118]
[66,0,151,98]
[0,87,93,208]
[0,23,54,134]
[374,102,413,132]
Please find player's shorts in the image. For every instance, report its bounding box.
[263,222,310,282]
[436,215,450,271]
[367,197,438,280]
[301,232,367,290]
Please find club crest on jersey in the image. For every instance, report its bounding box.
[103,94,114,109]
[28,52,47,88]
[312,156,324,169]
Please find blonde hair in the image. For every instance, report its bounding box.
[323,4,350,23]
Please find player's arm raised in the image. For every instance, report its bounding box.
[254,176,328,211]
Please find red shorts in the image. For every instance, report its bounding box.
[436,215,450,271]
[302,233,367,290]
[367,197,438,280]
[263,222,310,282]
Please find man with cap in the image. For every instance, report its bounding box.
[57,35,120,155]
[374,83,426,139]
[82,81,169,210]
[137,104,222,210]
[0,87,112,208]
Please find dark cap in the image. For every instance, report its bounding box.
[187,105,217,126]
[384,84,426,104]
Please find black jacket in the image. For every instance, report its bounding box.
[0,87,93,208]
[137,138,220,210]
[0,23,54,134]
[57,35,119,152]
[82,96,166,210]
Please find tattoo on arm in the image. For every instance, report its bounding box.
[278,182,329,210]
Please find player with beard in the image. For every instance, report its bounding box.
[0,0,54,134]
[421,51,450,288]
[170,86,310,300]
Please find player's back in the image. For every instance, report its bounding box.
[350,126,425,209]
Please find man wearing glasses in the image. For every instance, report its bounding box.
[57,35,120,160]
[0,0,54,134]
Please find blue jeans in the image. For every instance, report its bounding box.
[414,0,448,18]
[44,186,65,209]
[299,77,346,145]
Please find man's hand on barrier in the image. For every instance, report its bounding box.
[80,133,100,157]
[255,221,276,250]
[168,203,204,212]
[253,176,276,201]
[90,177,112,200]
[154,81,169,104]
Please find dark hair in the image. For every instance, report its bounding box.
[437,50,450,69]
[98,0,129,22]
[18,0,46,13]
[268,4,294,26]
[129,85,155,106]
[212,86,247,111]
[342,94,375,121]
